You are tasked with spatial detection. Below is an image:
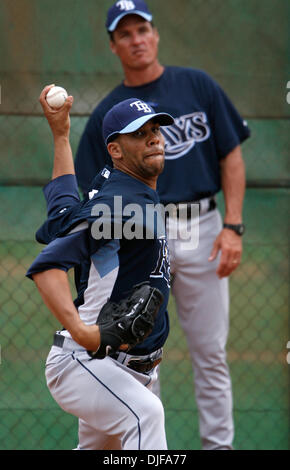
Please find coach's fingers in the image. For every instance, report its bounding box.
[208,238,220,262]
[216,251,232,278]
[215,238,232,277]
[217,257,241,278]
[216,229,242,278]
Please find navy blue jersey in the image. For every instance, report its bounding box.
[75,66,250,203]
[27,170,170,355]
[35,167,112,245]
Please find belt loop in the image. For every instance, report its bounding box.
[208,197,217,212]
[53,332,65,348]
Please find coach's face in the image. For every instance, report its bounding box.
[110,15,160,71]
[107,119,165,188]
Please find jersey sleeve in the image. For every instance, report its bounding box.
[26,229,101,279]
[75,111,110,196]
[204,74,251,159]
[43,174,80,217]
[36,175,83,245]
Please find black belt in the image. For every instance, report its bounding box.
[168,197,216,220]
[53,334,162,373]
[110,352,162,374]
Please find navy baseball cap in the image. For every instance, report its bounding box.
[106,0,153,32]
[103,98,174,145]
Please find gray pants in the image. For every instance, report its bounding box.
[45,344,167,450]
[165,207,234,449]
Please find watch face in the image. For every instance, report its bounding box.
[238,224,245,235]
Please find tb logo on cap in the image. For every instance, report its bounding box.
[116,1,135,10]
[130,100,152,113]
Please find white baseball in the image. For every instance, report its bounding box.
[46,86,68,108]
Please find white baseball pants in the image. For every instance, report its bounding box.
[45,343,167,450]
[166,207,234,450]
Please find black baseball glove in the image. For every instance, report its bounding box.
[87,282,164,360]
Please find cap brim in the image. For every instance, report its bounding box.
[107,11,152,32]
[106,112,174,144]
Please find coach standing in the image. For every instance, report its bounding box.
[75,0,250,450]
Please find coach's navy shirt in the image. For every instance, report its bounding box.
[75,66,250,202]
[27,170,170,355]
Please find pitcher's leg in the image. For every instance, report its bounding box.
[46,351,167,450]
[77,419,122,450]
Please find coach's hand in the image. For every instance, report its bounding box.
[209,228,242,278]
[39,85,73,138]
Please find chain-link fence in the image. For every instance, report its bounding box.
[0,0,289,450]
[0,223,288,450]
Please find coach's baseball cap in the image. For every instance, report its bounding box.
[103,98,174,145]
[106,0,153,32]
